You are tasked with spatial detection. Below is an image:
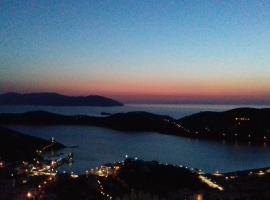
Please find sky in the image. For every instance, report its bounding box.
[1,0,270,104]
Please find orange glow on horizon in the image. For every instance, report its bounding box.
[3,76,270,104]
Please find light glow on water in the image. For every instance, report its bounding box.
[6,125,270,175]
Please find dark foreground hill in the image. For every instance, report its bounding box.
[0,126,64,161]
[0,92,123,106]
[0,107,270,142]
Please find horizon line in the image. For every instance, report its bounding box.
[1,91,269,106]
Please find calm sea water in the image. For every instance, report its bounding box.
[6,125,270,174]
[1,104,270,174]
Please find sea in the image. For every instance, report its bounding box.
[1,104,270,174]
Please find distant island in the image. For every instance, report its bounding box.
[0,92,124,106]
[1,107,270,143]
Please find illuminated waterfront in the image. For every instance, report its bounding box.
[6,125,270,174]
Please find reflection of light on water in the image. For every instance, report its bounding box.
[198,175,224,191]
[9,125,270,174]
[196,194,203,200]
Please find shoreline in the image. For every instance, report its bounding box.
[3,157,269,200]
[1,110,270,199]
[1,107,270,144]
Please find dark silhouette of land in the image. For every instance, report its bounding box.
[178,108,270,142]
[0,126,64,162]
[34,158,214,200]
[1,107,270,142]
[29,158,270,200]
[0,92,123,106]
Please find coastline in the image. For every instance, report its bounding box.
[1,107,270,143]
[1,107,270,199]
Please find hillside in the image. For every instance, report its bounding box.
[0,111,188,135]
[1,107,270,142]
[0,126,65,161]
[178,108,270,142]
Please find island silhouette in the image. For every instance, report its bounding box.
[0,92,123,107]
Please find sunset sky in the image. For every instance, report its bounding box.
[1,0,270,104]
